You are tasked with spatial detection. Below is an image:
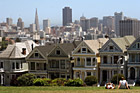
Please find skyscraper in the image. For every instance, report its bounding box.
[114,12,124,36]
[90,17,98,28]
[6,18,13,26]
[63,7,72,26]
[35,8,40,31]
[43,19,51,34]
[120,19,140,38]
[17,18,24,30]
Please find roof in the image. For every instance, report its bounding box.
[35,41,82,57]
[84,38,108,53]
[111,36,135,52]
[0,40,38,58]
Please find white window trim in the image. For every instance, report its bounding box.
[85,57,96,67]
[11,61,22,70]
[77,58,81,66]
[0,61,4,69]
[34,52,39,58]
[81,47,87,53]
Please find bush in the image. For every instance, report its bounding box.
[84,76,97,86]
[33,78,44,86]
[111,74,125,84]
[136,80,140,86]
[52,78,67,86]
[65,78,84,86]
[17,73,36,86]
[33,78,52,86]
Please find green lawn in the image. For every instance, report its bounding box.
[0,86,140,93]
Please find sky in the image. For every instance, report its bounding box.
[0,0,140,27]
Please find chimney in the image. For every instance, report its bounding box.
[31,43,34,50]
[22,48,26,55]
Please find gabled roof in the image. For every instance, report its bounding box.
[84,38,108,53]
[0,40,38,58]
[111,36,135,52]
[35,41,82,57]
[127,37,140,50]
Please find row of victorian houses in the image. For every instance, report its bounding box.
[0,36,139,86]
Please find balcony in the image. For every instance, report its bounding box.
[100,64,124,69]
[128,62,140,66]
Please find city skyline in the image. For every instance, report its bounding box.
[0,0,140,27]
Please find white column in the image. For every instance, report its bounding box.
[85,71,87,79]
[109,70,111,81]
[112,56,114,64]
[74,71,76,79]
[128,67,130,79]
[100,69,102,84]
[135,68,138,79]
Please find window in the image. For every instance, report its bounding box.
[77,58,80,66]
[86,58,91,66]
[121,70,123,74]
[50,60,59,68]
[131,54,135,62]
[16,62,19,69]
[56,50,60,55]
[35,53,39,58]
[109,46,113,50]
[114,56,119,64]
[93,58,96,66]
[44,63,46,70]
[103,56,107,64]
[87,72,91,76]
[31,62,35,70]
[61,60,65,69]
[0,62,3,68]
[81,48,87,53]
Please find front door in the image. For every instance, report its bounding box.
[102,70,107,82]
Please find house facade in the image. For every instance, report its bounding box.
[26,42,81,79]
[127,37,140,81]
[99,36,135,85]
[72,38,108,81]
[0,40,38,85]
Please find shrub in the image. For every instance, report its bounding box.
[111,74,125,84]
[65,78,84,86]
[33,78,44,86]
[33,78,52,86]
[52,78,67,86]
[17,73,36,86]
[84,76,97,86]
[136,80,140,86]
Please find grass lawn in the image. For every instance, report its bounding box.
[0,86,140,93]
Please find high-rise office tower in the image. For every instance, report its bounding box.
[35,8,40,31]
[63,7,72,26]
[43,19,51,34]
[80,16,86,31]
[120,19,140,38]
[6,18,13,26]
[30,23,36,32]
[103,16,115,34]
[17,18,24,30]
[90,17,98,28]
[114,12,124,36]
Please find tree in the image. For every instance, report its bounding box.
[84,76,97,86]
[17,73,36,86]
[111,74,125,84]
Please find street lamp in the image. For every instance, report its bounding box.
[117,58,122,85]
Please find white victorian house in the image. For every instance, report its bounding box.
[0,40,38,86]
[99,36,135,85]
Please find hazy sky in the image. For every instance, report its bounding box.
[0,0,139,27]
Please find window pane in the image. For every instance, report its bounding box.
[61,60,65,69]
[86,58,91,66]
[87,72,91,76]
[31,62,35,70]
[16,62,19,69]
